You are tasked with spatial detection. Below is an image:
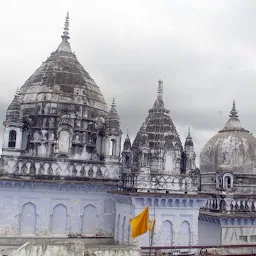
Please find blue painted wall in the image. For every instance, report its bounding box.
[0,180,116,237]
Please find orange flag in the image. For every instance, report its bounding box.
[130,206,149,238]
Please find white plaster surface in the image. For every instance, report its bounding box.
[10,242,141,256]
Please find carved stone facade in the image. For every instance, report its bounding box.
[121,80,199,193]
[1,13,122,181]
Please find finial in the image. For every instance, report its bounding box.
[229,100,238,118]
[111,97,116,107]
[157,80,163,99]
[126,127,130,139]
[186,126,192,140]
[61,12,70,41]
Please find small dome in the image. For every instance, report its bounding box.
[132,81,183,173]
[132,82,182,151]
[105,98,121,134]
[200,101,256,176]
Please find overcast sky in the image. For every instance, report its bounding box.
[1,0,256,165]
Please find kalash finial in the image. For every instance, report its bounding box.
[111,97,116,107]
[229,100,238,118]
[61,12,70,41]
[157,80,163,99]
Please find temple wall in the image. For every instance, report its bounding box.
[198,219,221,245]
[0,180,116,237]
[113,194,206,247]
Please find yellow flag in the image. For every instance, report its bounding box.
[130,206,149,238]
[149,218,155,234]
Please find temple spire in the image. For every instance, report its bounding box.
[157,80,163,99]
[229,100,238,118]
[186,126,192,140]
[57,12,72,52]
[61,12,70,41]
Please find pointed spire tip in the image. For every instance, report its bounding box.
[229,99,238,118]
[61,12,70,40]
[112,97,116,106]
[157,80,163,99]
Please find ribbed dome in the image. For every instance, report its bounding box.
[18,14,107,118]
[132,80,182,153]
[200,102,256,175]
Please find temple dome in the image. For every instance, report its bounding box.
[131,80,183,174]
[18,13,107,118]
[200,101,256,175]
[132,81,182,151]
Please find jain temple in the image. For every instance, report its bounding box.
[1,13,256,255]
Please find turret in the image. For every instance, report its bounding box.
[122,129,132,169]
[184,127,196,171]
[105,98,122,159]
[123,129,131,151]
[2,89,25,153]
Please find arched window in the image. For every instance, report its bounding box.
[223,173,233,190]
[110,139,117,156]
[8,130,17,148]
[59,130,70,153]
[51,204,67,234]
[20,202,37,234]
[161,220,173,245]
[82,204,97,235]
[180,221,191,245]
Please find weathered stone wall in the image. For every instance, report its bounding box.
[10,242,141,256]
[0,180,116,237]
